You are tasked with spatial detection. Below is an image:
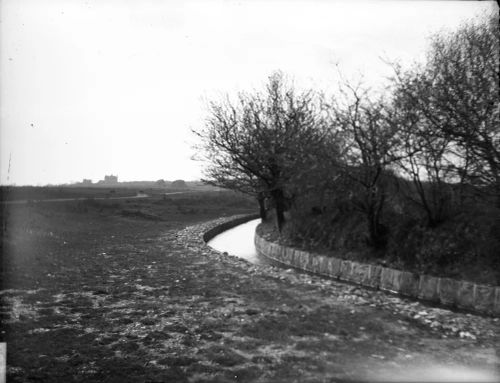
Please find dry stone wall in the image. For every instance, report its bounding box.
[255,232,500,316]
[202,213,261,243]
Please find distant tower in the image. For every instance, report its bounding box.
[104,175,118,184]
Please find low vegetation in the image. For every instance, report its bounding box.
[0,183,221,202]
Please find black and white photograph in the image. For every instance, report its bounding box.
[1,0,499,382]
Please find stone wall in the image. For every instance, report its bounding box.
[203,213,261,243]
[255,232,500,316]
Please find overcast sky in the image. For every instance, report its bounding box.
[0,0,496,185]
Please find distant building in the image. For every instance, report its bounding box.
[103,175,118,184]
[82,179,92,185]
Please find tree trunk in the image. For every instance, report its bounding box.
[271,188,286,232]
[495,178,500,209]
[257,193,267,220]
[366,192,387,249]
[367,214,386,249]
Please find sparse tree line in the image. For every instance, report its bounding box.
[195,14,499,269]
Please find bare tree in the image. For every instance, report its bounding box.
[390,94,455,226]
[202,163,269,219]
[391,12,499,204]
[328,84,399,248]
[195,72,328,231]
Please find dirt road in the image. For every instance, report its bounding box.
[1,199,499,382]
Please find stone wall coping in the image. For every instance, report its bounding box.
[254,231,500,317]
[202,213,261,243]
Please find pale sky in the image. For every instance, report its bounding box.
[0,0,497,185]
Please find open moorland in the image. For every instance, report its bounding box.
[1,189,499,382]
[0,185,217,203]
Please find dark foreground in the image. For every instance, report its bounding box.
[1,194,499,382]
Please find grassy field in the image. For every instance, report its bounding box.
[0,185,221,202]
[1,186,138,201]
[1,189,499,382]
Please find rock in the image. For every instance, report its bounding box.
[459,331,476,340]
[430,321,441,328]
[355,298,369,305]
